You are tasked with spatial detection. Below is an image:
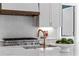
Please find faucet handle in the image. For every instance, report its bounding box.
[44,31,48,38]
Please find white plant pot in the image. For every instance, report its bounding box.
[56,44,75,52]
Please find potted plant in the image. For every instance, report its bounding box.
[56,38,75,52]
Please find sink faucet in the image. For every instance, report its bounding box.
[37,29,48,49]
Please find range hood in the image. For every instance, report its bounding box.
[0,3,40,16]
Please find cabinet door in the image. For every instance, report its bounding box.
[2,3,39,11]
[51,3,62,28]
[39,3,50,27]
[62,7,74,36]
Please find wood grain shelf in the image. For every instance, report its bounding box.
[0,9,40,16]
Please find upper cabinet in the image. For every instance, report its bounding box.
[2,3,39,12]
[61,5,75,36]
[51,3,62,28]
[39,3,50,27]
[0,3,40,16]
[38,3,61,28]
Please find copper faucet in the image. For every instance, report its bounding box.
[37,29,48,48]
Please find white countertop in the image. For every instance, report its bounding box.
[0,44,78,56]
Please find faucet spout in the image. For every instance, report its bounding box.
[37,29,45,37]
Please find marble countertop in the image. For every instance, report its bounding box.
[0,44,78,56]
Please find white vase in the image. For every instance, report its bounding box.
[56,44,75,52]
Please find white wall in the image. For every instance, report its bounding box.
[2,3,39,11]
[76,4,79,43]
[38,27,58,39]
[0,15,37,41]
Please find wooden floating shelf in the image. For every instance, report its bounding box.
[0,9,40,16]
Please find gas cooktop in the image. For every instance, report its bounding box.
[3,37,37,41]
[3,37,40,48]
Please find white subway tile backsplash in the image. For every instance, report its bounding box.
[0,15,37,40]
